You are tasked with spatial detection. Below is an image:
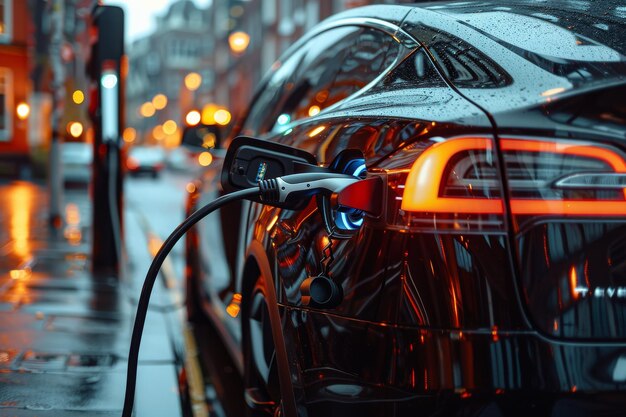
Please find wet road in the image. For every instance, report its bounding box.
[125,170,194,295]
[0,169,198,416]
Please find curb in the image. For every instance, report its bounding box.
[131,208,209,417]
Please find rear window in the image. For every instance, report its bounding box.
[242,26,401,136]
[430,1,626,88]
[424,29,512,88]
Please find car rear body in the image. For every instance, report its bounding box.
[126,146,166,177]
[186,2,626,415]
[62,141,93,184]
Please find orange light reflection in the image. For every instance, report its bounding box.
[569,265,579,300]
[541,87,566,97]
[226,293,242,318]
[9,183,33,260]
[266,215,279,232]
[308,126,326,138]
[491,326,499,342]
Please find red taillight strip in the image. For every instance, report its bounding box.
[501,139,626,173]
[401,137,626,216]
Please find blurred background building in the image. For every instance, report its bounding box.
[0,0,409,176]
[125,0,404,148]
[0,0,96,179]
[0,0,32,177]
[126,0,214,147]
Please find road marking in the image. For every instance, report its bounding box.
[183,324,210,417]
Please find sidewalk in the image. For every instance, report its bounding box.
[0,180,187,417]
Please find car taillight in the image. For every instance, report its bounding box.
[388,136,626,231]
[126,157,139,170]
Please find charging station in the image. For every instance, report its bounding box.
[87,5,125,274]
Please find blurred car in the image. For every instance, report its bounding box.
[61,141,93,185]
[126,146,166,178]
[165,147,191,171]
[185,2,626,416]
[165,147,204,174]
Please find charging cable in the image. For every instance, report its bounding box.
[122,172,360,417]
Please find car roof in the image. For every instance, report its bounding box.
[416,0,624,56]
[243,2,624,130]
[411,1,625,111]
[324,1,626,115]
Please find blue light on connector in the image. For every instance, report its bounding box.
[334,158,367,231]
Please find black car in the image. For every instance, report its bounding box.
[184,2,626,416]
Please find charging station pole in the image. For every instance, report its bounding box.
[87,5,125,275]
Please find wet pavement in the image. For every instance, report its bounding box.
[0,172,196,416]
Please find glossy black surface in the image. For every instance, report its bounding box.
[185,2,626,416]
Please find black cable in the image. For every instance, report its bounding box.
[122,187,259,417]
[122,170,361,416]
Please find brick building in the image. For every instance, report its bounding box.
[0,0,96,177]
[0,0,31,176]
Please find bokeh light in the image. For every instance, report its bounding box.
[152,125,165,141]
[185,110,201,126]
[214,109,231,125]
[68,122,83,138]
[184,72,202,91]
[198,151,213,166]
[201,103,219,125]
[123,127,137,143]
[72,90,85,104]
[152,94,168,110]
[163,120,178,135]
[140,102,156,117]
[229,31,250,53]
[16,102,30,120]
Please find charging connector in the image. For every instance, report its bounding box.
[259,173,359,209]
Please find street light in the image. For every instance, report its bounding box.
[228,31,250,54]
[16,102,30,120]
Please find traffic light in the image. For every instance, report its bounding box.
[87,5,125,274]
